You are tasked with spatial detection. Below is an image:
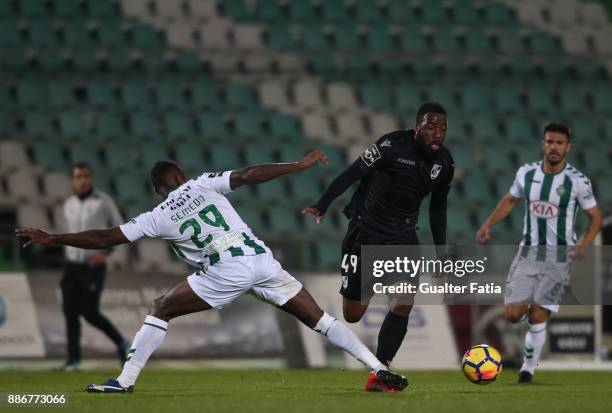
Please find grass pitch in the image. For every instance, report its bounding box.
[1,369,611,413]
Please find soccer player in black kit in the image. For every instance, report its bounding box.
[303,102,454,391]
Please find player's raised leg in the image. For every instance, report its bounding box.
[87,279,212,393]
[280,288,408,391]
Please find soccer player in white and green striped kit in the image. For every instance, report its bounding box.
[476,122,602,383]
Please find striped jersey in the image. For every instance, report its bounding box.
[509,161,597,253]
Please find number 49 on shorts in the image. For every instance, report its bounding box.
[341,254,358,274]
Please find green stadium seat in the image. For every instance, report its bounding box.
[0,113,17,137]
[504,117,534,143]
[343,54,372,79]
[452,3,480,25]
[85,0,118,19]
[255,0,284,22]
[115,173,150,204]
[469,116,499,141]
[48,83,74,108]
[290,172,323,205]
[267,206,301,234]
[483,3,516,26]
[464,29,493,53]
[225,84,257,110]
[570,117,600,142]
[165,113,194,139]
[61,22,92,48]
[278,143,308,163]
[399,27,427,52]
[287,0,317,22]
[354,0,384,22]
[2,50,30,72]
[105,144,136,172]
[538,60,567,80]
[0,85,10,110]
[461,84,493,113]
[559,85,587,115]
[234,113,264,139]
[310,54,339,77]
[0,1,15,18]
[314,240,341,269]
[421,3,448,24]
[16,82,47,108]
[36,51,67,72]
[482,146,515,174]
[103,50,133,72]
[303,210,339,239]
[130,24,161,49]
[53,0,82,18]
[334,26,361,51]
[494,85,522,114]
[528,31,559,54]
[175,143,205,174]
[121,81,152,111]
[28,22,58,48]
[322,0,351,22]
[446,209,474,241]
[496,31,525,54]
[129,113,161,140]
[33,142,65,171]
[366,27,395,52]
[140,145,169,169]
[360,83,391,111]
[207,146,242,171]
[95,22,124,48]
[301,26,329,50]
[93,112,124,140]
[387,0,417,23]
[269,113,301,141]
[451,146,478,171]
[197,113,228,138]
[583,146,611,174]
[156,81,185,109]
[174,52,202,73]
[234,206,266,234]
[59,111,88,138]
[0,24,21,48]
[318,144,347,171]
[24,113,54,139]
[191,80,221,109]
[220,0,250,21]
[462,174,496,206]
[70,143,103,170]
[256,178,287,203]
[603,119,612,140]
[266,25,294,49]
[395,83,420,114]
[70,50,99,72]
[526,87,555,114]
[426,84,456,112]
[514,145,539,166]
[591,85,612,113]
[243,144,275,165]
[19,0,47,17]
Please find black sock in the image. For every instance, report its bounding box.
[375,311,409,367]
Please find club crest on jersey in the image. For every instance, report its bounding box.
[556,185,566,197]
[529,201,559,219]
[430,163,443,179]
[360,144,381,166]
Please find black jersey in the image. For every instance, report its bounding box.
[314,129,454,241]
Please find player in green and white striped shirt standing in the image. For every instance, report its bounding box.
[476,122,602,383]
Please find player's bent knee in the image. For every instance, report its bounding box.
[504,308,523,323]
[149,295,169,319]
[342,308,364,323]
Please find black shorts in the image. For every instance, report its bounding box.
[340,219,419,301]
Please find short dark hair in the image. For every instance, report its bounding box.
[71,162,91,174]
[543,122,571,140]
[416,102,447,124]
[150,160,184,188]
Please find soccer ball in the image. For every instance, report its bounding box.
[461,344,503,384]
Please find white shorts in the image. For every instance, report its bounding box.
[187,252,303,309]
[504,254,571,313]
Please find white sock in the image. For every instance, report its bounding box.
[116,315,168,387]
[314,312,386,373]
[521,322,546,374]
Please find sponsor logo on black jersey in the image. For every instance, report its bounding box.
[430,163,443,179]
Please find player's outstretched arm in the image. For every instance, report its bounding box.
[475,193,520,243]
[229,151,327,190]
[15,227,129,249]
